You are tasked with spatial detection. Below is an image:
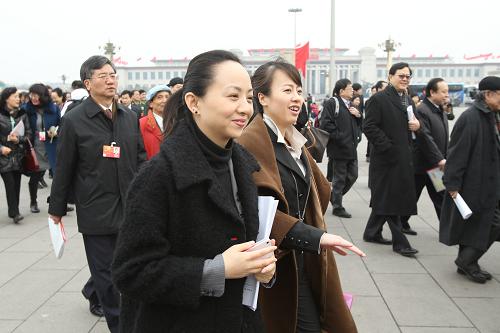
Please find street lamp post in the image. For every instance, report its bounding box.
[379,37,401,71]
[329,0,336,94]
[99,41,120,61]
[288,8,302,49]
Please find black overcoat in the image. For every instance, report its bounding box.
[48,97,146,234]
[363,86,417,216]
[321,97,361,160]
[0,108,31,173]
[439,100,500,250]
[112,120,264,333]
[413,98,449,174]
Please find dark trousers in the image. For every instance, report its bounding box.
[296,252,321,333]
[363,212,412,250]
[331,159,358,209]
[366,142,372,158]
[1,171,22,217]
[326,157,334,182]
[28,170,45,203]
[83,234,120,333]
[401,173,444,228]
[457,204,500,269]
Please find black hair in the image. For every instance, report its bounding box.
[52,87,65,102]
[425,78,445,97]
[389,62,412,76]
[120,90,132,98]
[251,57,302,114]
[352,83,362,91]
[333,78,352,97]
[374,80,387,91]
[163,50,242,136]
[139,89,146,94]
[0,87,18,112]
[71,80,84,89]
[80,55,116,82]
[29,83,52,106]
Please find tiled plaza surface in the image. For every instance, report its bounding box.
[0,107,498,333]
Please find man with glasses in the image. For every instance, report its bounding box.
[362,62,420,257]
[400,78,450,235]
[48,55,146,332]
[440,76,500,283]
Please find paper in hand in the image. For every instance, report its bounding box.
[407,105,416,139]
[10,120,25,137]
[453,193,473,220]
[426,167,445,192]
[48,217,67,259]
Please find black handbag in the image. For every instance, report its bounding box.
[301,121,329,163]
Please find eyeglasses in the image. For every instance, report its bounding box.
[91,73,117,81]
[396,74,412,80]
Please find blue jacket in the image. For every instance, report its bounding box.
[23,102,60,171]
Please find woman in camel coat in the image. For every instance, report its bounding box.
[238,59,365,333]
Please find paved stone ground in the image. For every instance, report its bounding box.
[0,107,498,333]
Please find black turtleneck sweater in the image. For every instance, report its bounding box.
[188,119,238,213]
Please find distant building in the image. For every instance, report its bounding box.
[115,47,500,100]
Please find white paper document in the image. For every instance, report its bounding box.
[453,193,473,220]
[426,167,445,192]
[48,217,67,259]
[242,196,279,311]
[407,105,416,140]
[10,120,25,137]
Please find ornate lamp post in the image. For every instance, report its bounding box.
[99,41,120,60]
[379,37,401,71]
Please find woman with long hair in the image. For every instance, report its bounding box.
[238,59,365,333]
[112,50,277,332]
[23,83,60,212]
[0,87,32,223]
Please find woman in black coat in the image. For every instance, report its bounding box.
[0,87,31,223]
[112,50,277,333]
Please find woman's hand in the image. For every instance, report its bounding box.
[320,233,366,257]
[7,133,19,144]
[254,239,277,283]
[222,241,277,279]
[1,146,12,156]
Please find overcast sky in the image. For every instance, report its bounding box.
[1,0,499,85]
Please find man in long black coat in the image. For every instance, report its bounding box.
[362,62,420,257]
[440,76,500,284]
[401,78,450,235]
[48,55,146,332]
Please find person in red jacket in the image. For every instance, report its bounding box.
[139,85,171,159]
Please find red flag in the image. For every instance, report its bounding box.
[295,42,309,78]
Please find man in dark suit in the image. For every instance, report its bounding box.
[48,55,146,333]
[440,76,500,283]
[362,62,420,257]
[401,78,450,235]
[320,79,361,218]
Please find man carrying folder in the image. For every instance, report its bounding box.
[440,76,500,283]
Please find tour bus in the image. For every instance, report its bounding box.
[410,82,465,106]
[464,85,478,104]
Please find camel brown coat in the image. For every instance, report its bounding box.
[238,114,357,333]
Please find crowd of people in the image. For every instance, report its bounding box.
[0,51,499,332]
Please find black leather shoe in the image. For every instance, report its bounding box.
[364,236,392,245]
[13,214,24,223]
[332,208,352,218]
[456,266,487,284]
[394,247,419,257]
[401,227,418,236]
[30,203,40,213]
[82,290,104,317]
[456,265,492,281]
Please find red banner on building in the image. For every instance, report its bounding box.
[295,42,309,78]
